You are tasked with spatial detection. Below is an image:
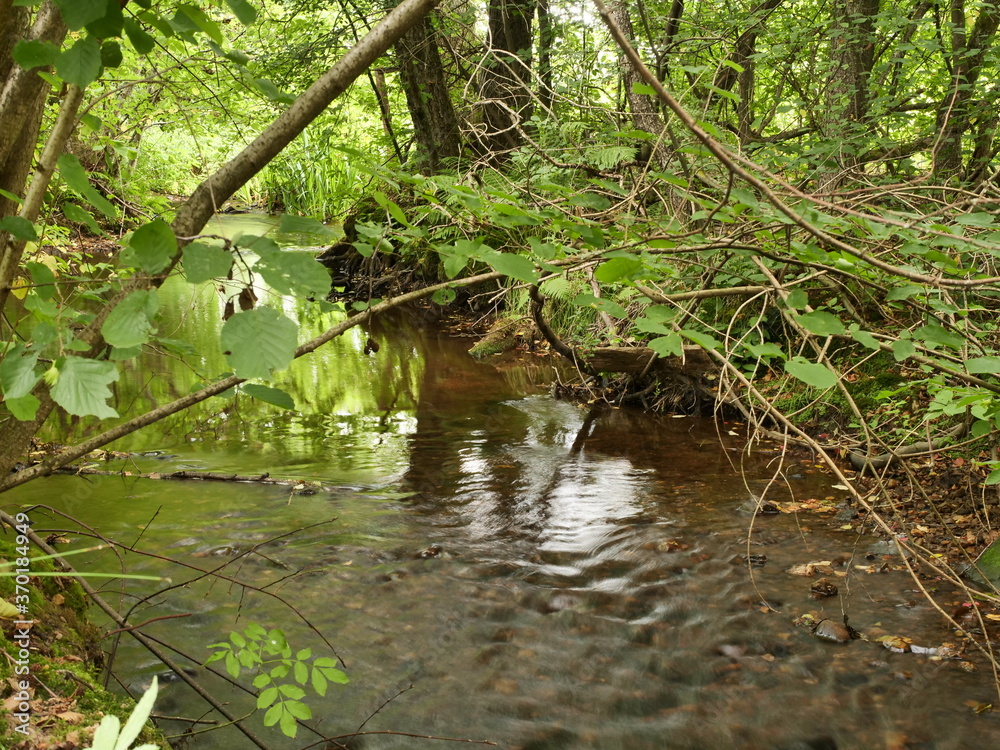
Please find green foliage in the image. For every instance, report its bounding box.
[206,623,348,739]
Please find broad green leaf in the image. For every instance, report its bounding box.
[632,82,656,96]
[100,40,123,69]
[785,289,809,310]
[572,293,627,318]
[373,191,412,228]
[54,0,106,30]
[745,342,785,359]
[176,4,224,44]
[257,687,279,709]
[225,0,258,24]
[286,700,312,720]
[432,287,456,305]
[255,248,332,298]
[886,284,923,302]
[311,669,328,696]
[101,290,158,348]
[122,219,177,273]
[123,19,156,54]
[24,292,57,319]
[63,202,104,235]
[482,251,538,283]
[635,317,672,336]
[279,708,297,738]
[0,345,40,399]
[648,333,683,357]
[87,0,124,38]
[784,357,837,389]
[967,357,1000,374]
[955,212,995,227]
[914,323,964,350]
[26,262,55,299]
[849,325,880,350]
[891,339,916,362]
[242,384,295,410]
[13,40,59,69]
[50,357,119,418]
[795,311,846,336]
[263,704,282,727]
[680,329,722,350]
[182,242,232,283]
[277,214,337,238]
[594,257,642,282]
[0,215,37,242]
[56,36,102,88]
[57,154,118,219]
[5,394,40,421]
[220,307,297,380]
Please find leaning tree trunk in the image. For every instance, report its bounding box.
[476,0,535,157]
[933,0,1000,182]
[395,11,463,172]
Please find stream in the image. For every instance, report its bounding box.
[8,215,1000,749]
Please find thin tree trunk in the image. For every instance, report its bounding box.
[477,0,535,157]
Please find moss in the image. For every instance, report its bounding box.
[0,537,170,748]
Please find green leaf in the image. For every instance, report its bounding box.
[256,687,279,709]
[6,394,40,421]
[225,652,240,679]
[13,40,59,69]
[286,700,312,720]
[886,284,923,302]
[967,357,1000,374]
[116,676,158,750]
[849,325,880,350]
[263,703,282,727]
[0,345,40,399]
[572,293,627,318]
[87,0,124,38]
[100,40,123,68]
[26,262,56,299]
[54,0,106,30]
[176,4,224,44]
[279,707,297,738]
[373,191,412,228]
[123,18,156,54]
[432,287,456,305]
[784,357,837,389]
[293,660,308,684]
[482,251,538,283]
[63,202,104,235]
[647,333,683,357]
[745,342,785,359]
[50,357,119,418]
[0,215,37,242]
[680,329,721,350]
[277,214,337,238]
[220,307,297,380]
[101,290,158,348]
[632,82,656,96]
[182,242,232,283]
[594,257,642,282]
[225,0,258,24]
[56,35,102,88]
[795,311,846,336]
[785,289,809,310]
[914,323,964,350]
[242,384,295,410]
[891,339,916,362]
[254,248,332,298]
[57,154,118,219]
[986,468,1000,486]
[122,219,177,274]
[311,668,328,696]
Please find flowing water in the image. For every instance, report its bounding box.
[8,216,1000,749]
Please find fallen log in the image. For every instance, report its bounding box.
[584,345,715,375]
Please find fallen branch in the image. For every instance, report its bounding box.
[849,422,968,472]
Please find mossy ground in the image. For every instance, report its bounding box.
[0,537,170,749]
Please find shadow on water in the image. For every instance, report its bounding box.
[8,227,1000,750]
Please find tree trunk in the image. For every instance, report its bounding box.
[476,0,535,157]
[536,0,554,113]
[933,0,1000,181]
[395,12,462,172]
[815,0,879,192]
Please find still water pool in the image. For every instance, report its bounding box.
[7,217,1000,749]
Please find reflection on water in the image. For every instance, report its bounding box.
[10,227,1000,750]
